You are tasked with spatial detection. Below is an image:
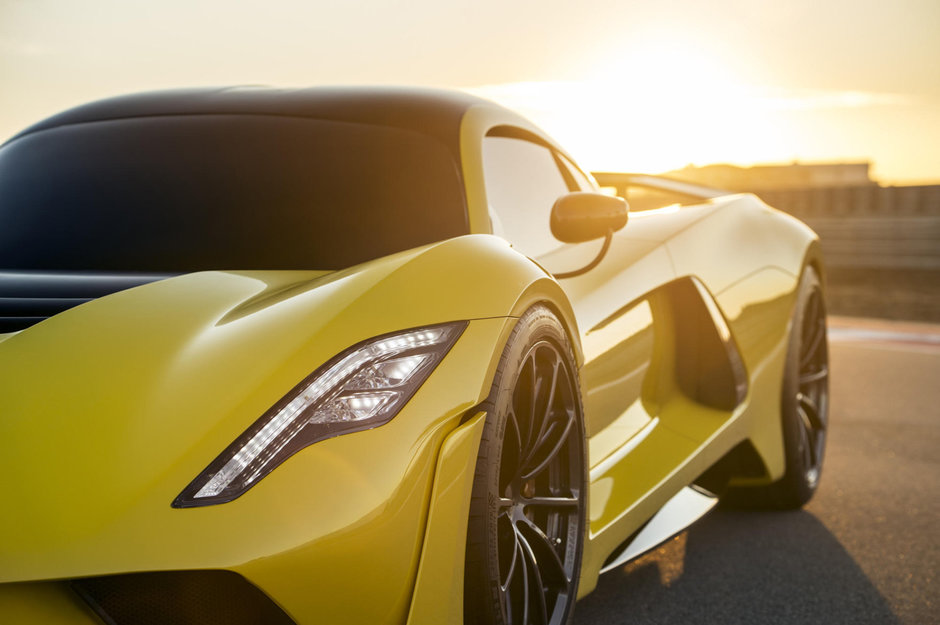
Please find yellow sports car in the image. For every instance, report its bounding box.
[0,87,828,625]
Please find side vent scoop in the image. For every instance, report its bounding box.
[0,270,172,332]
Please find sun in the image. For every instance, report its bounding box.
[574,38,783,172]
[470,37,789,175]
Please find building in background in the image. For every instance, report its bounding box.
[669,162,876,191]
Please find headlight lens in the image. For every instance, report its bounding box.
[173,322,466,507]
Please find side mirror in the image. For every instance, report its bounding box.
[550,192,629,243]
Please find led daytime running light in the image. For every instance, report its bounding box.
[174,322,465,507]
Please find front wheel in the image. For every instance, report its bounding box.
[464,306,587,625]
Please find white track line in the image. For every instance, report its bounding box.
[828,326,940,346]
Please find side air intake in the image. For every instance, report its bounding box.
[71,570,295,625]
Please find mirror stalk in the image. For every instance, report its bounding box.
[552,229,613,280]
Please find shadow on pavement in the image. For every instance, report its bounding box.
[574,508,899,625]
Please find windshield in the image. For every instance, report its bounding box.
[0,115,467,271]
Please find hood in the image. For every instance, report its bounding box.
[0,234,554,579]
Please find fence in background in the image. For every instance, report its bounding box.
[756,185,940,322]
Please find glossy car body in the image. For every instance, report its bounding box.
[0,87,823,624]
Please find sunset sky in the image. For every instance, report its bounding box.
[2,0,938,183]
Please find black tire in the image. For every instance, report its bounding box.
[726,265,830,508]
[464,305,587,625]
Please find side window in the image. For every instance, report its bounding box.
[557,152,597,192]
[482,136,571,258]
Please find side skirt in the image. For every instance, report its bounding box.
[599,486,717,574]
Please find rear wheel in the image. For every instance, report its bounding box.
[464,306,586,625]
[726,265,829,508]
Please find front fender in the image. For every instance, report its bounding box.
[0,234,584,623]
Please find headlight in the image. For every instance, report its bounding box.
[173,322,467,508]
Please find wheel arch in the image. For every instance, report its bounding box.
[802,237,827,295]
[506,281,584,368]
[701,237,828,495]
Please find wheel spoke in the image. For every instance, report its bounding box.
[801,414,819,468]
[521,413,574,481]
[500,408,524,491]
[501,539,523,623]
[806,293,821,334]
[519,419,558,476]
[797,414,813,468]
[796,398,823,471]
[523,358,560,469]
[516,524,549,625]
[800,317,825,368]
[519,536,530,625]
[807,430,819,468]
[500,535,521,591]
[498,513,518,588]
[519,516,570,586]
[541,359,561,426]
[502,586,514,623]
[525,356,539,449]
[798,393,825,430]
[800,366,829,385]
[797,403,813,434]
[523,495,579,508]
[507,408,524,457]
[521,413,556,475]
[512,356,538,460]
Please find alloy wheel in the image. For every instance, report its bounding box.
[495,340,583,625]
[795,287,829,487]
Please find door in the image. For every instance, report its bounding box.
[481,133,695,535]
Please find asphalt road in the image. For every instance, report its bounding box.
[573,318,940,625]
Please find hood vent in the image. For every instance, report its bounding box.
[0,271,172,333]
